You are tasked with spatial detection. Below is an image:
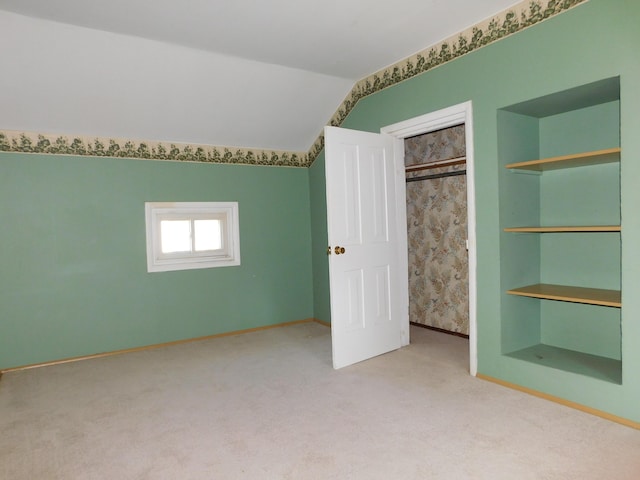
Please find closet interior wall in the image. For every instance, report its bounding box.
[405,125,469,335]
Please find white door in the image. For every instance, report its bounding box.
[325,126,405,369]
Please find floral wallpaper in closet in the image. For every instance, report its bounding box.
[405,125,469,335]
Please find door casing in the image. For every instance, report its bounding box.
[381,101,477,376]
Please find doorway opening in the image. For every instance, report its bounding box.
[405,125,469,337]
[381,101,477,375]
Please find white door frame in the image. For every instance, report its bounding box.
[381,101,478,376]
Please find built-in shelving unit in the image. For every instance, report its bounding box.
[503,145,622,311]
[498,76,622,385]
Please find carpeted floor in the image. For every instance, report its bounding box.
[1,322,639,479]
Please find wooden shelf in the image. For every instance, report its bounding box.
[505,344,622,384]
[504,225,621,233]
[505,147,620,171]
[507,283,621,307]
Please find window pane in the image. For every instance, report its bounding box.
[160,220,191,253]
[145,202,240,272]
[194,219,222,251]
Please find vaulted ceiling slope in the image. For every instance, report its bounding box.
[0,0,525,154]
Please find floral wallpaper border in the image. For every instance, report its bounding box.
[0,0,586,168]
[0,131,309,167]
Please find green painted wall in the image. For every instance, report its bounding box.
[309,0,640,421]
[539,101,620,158]
[308,155,331,323]
[497,111,541,354]
[0,153,313,369]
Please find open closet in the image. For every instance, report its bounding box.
[405,125,469,336]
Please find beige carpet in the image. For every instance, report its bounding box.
[1,323,639,479]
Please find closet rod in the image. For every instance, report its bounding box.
[406,169,466,183]
[405,156,466,173]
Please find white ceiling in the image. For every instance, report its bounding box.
[0,0,523,152]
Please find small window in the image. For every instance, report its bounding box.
[145,202,240,272]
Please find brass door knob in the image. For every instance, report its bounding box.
[334,246,346,255]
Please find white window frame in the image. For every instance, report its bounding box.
[145,202,240,273]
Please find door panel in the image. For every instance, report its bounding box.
[345,268,365,332]
[371,265,391,324]
[337,145,363,245]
